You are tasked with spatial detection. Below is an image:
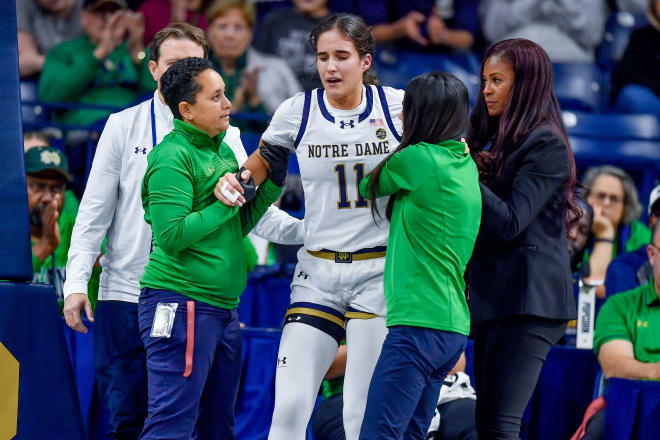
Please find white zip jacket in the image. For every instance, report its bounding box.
[64,90,304,303]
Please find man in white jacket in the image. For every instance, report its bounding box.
[63,23,302,439]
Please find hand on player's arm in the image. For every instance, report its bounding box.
[63,293,94,333]
[214,169,251,207]
[214,139,289,206]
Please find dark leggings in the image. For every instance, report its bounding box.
[472,316,567,440]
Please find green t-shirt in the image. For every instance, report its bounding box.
[32,209,101,311]
[38,36,155,126]
[359,140,481,335]
[140,119,282,309]
[594,278,660,364]
[64,189,79,216]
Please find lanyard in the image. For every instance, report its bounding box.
[150,98,157,148]
[149,98,158,254]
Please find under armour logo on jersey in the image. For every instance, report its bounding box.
[297,271,309,280]
[277,357,287,367]
[287,315,302,322]
[339,120,355,129]
[134,147,148,155]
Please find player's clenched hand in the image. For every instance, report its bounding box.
[214,171,246,207]
[63,293,94,334]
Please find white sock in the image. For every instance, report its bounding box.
[268,322,339,440]
[342,317,388,440]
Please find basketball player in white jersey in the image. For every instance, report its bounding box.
[216,14,404,439]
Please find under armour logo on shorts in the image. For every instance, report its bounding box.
[134,147,148,155]
[297,271,309,279]
[277,356,287,367]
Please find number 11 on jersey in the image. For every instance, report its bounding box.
[335,163,368,209]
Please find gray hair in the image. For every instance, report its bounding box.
[583,165,642,225]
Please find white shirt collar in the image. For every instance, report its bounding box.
[153,89,173,124]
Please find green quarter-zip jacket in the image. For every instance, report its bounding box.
[359,140,481,334]
[140,119,282,309]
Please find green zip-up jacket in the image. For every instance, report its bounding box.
[359,140,481,335]
[140,119,282,309]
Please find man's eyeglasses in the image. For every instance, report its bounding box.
[27,180,65,195]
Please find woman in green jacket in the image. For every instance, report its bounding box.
[137,57,285,439]
[358,72,481,439]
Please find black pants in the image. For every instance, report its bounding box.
[582,407,606,440]
[434,398,478,440]
[94,301,148,440]
[313,394,477,440]
[314,394,345,440]
[472,315,567,440]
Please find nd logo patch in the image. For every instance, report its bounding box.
[375,128,387,140]
[0,342,19,439]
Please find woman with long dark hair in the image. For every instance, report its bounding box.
[467,38,580,439]
[358,72,481,439]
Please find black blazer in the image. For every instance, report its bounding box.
[468,127,577,325]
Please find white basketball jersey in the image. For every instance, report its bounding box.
[262,85,404,252]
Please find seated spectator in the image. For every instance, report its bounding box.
[16,0,84,77]
[583,165,650,298]
[139,0,210,45]
[336,0,478,51]
[206,0,301,130]
[479,0,608,62]
[612,0,660,118]
[38,0,155,127]
[605,185,660,296]
[574,219,660,439]
[26,146,101,310]
[313,346,476,440]
[253,0,331,90]
[23,130,80,216]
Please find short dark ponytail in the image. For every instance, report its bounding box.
[309,13,378,86]
[160,57,212,120]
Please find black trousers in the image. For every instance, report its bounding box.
[313,393,478,440]
[472,315,567,440]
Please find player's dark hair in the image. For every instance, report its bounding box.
[366,71,469,221]
[148,23,209,63]
[467,38,580,230]
[309,13,378,86]
[160,57,212,120]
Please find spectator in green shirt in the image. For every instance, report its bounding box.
[359,72,481,438]
[23,130,80,217]
[582,165,651,298]
[26,146,101,311]
[137,57,285,439]
[578,219,660,439]
[38,0,155,126]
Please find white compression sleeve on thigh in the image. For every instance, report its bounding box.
[342,317,388,440]
[268,322,339,440]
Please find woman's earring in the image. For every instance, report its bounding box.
[188,116,193,121]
